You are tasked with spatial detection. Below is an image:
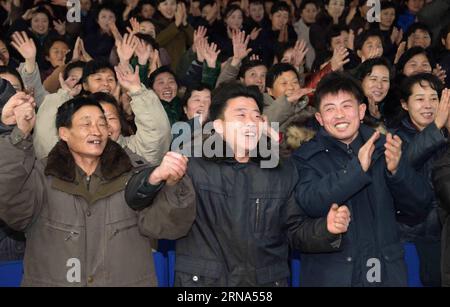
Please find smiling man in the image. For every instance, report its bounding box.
[293,72,433,287]
[125,81,352,287]
[0,95,195,286]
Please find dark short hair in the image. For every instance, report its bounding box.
[43,35,70,58]
[88,92,119,109]
[270,1,290,15]
[396,46,435,75]
[82,59,116,84]
[135,33,159,50]
[182,83,212,109]
[406,22,432,42]
[0,66,24,90]
[400,73,443,102]
[299,0,319,13]
[381,1,397,11]
[314,72,365,109]
[200,0,216,11]
[209,81,263,121]
[56,97,105,129]
[63,61,86,81]
[238,58,267,79]
[223,4,243,19]
[354,29,384,53]
[265,63,299,89]
[147,65,178,88]
[353,57,393,82]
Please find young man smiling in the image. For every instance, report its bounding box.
[293,72,433,286]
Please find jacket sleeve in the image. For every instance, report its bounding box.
[156,22,181,47]
[201,61,220,88]
[0,128,43,232]
[215,58,240,87]
[43,64,67,94]
[33,89,72,159]
[386,153,433,217]
[294,155,372,218]
[17,62,49,108]
[402,122,447,169]
[125,167,196,240]
[262,94,295,126]
[285,192,342,253]
[433,145,450,213]
[118,86,171,166]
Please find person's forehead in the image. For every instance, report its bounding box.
[365,36,382,44]
[321,91,358,105]
[91,69,115,77]
[73,105,105,119]
[155,72,175,81]
[368,65,389,76]
[408,54,429,63]
[246,65,267,74]
[226,97,260,111]
[51,41,69,49]
[411,82,437,94]
[191,89,211,96]
[276,71,298,81]
[32,13,48,20]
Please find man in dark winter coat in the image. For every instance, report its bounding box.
[125,81,352,287]
[293,72,433,287]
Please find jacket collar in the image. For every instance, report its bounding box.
[298,124,385,161]
[44,139,133,183]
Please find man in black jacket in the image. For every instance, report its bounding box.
[125,81,351,286]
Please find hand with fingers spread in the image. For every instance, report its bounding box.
[11,31,37,73]
[286,88,315,103]
[59,73,82,97]
[135,39,153,65]
[433,64,447,84]
[127,17,140,35]
[384,133,402,175]
[192,25,207,53]
[53,20,66,36]
[11,31,36,61]
[330,46,350,71]
[327,204,351,234]
[358,130,380,172]
[116,33,139,65]
[231,30,252,66]
[1,92,35,126]
[114,65,141,94]
[195,36,207,62]
[434,88,450,129]
[204,42,221,68]
[148,152,189,186]
[292,39,308,69]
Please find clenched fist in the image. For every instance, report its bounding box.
[327,204,351,234]
[148,152,189,186]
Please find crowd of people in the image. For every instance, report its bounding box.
[0,0,450,287]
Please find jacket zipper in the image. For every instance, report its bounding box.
[255,198,260,232]
[46,223,80,241]
[86,175,91,191]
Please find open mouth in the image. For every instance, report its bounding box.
[420,112,434,119]
[87,140,102,145]
[162,90,174,100]
[335,122,350,131]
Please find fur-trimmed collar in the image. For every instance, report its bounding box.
[44,139,133,182]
